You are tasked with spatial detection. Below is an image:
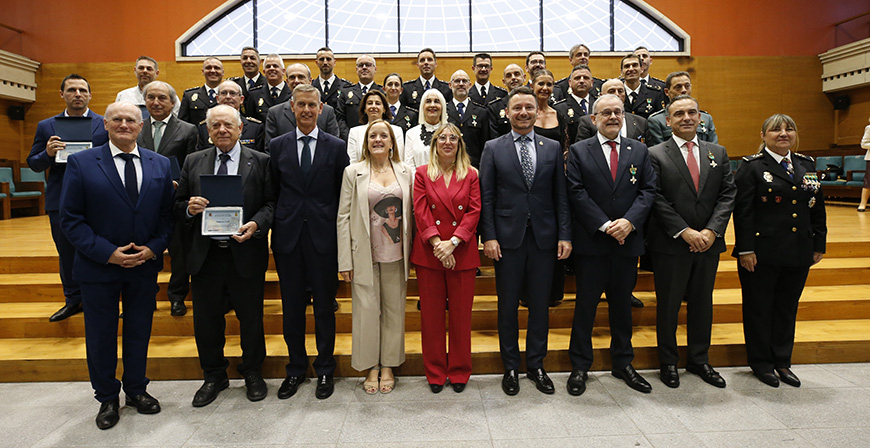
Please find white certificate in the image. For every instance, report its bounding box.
[55,142,92,164]
[201,206,244,236]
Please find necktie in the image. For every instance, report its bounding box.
[208,89,216,103]
[323,80,330,92]
[686,141,700,191]
[457,102,464,120]
[390,105,397,121]
[480,86,486,98]
[580,98,587,115]
[152,121,165,151]
[271,86,278,99]
[362,85,368,95]
[248,79,255,90]
[519,135,534,189]
[217,153,230,175]
[607,141,619,181]
[629,92,637,105]
[118,153,138,205]
[780,158,794,179]
[300,136,312,177]
[424,80,431,91]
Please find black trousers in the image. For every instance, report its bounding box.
[166,224,189,303]
[48,211,80,306]
[191,241,266,382]
[275,223,338,377]
[738,261,810,373]
[569,254,637,371]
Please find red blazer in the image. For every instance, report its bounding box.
[411,165,481,271]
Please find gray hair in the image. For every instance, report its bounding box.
[417,88,448,126]
[592,94,623,114]
[142,81,178,105]
[291,84,321,102]
[105,101,143,123]
[206,104,242,127]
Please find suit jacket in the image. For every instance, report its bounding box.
[566,136,656,256]
[575,113,651,144]
[336,83,383,141]
[446,100,490,168]
[197,115,266,153]
[179,86,217,125]
[624,83,666,119]
[487,96,511,138]
[270,128,350,256]
[312,76,353,110]
[400,78,453,112]
[647,138,736,255]
[390,104,418,133]
[27,110,110,211]
[264,101,341,150]
[59,144,174,281]
[174,145,275,278]
[647,109,718,146]
[245,83,293,122]
[479,132,571,250]
[137,115,199,169]
[469,83,507,106]
[337,160,413,286]
[411,165,481,271]
[732,151,826,266]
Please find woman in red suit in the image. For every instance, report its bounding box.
[411,123,481,393]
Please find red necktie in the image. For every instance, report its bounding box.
[607,141,618,181]
[686,141,699,192]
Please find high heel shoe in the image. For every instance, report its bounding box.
[363,368,379,395]
[379,368,396,394]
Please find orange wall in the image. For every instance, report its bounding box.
[4,0,869,62]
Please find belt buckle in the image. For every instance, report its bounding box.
[217,240,229,249]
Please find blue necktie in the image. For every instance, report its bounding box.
[301,136,312,178]
[217,153,230,175]
[248,79,255,90]
[208,88,216,103]
[457,102,464,120]
[390,105,397,122]
[580,98,587,115]
[271,86,278,99]
[780,158,793,179]
[519,136,533,189]
[424,80,431,91]
[118,153,138,205]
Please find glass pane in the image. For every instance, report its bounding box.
[184,1,253,56]
[400,0,469,52]
[329,0,399,53]
[543,0,610,52]
[613,0,680,52]
[257,0,325,54]
[471,0,540,52]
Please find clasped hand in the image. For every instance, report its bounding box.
[108,243,155,268]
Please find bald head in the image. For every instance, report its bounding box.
[449,70,471,101]
[503,64,526,91]
[600,78,626,103]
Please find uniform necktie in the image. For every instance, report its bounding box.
[271,86,278,99]
[390,105,397,121]
[424,80,431,91]
[686,141,700,191]
[208,88,216,103]
[780,158,794,179]
[580,98,587,115]
[362,85,368,95]
[480,86,486,98]
[607,141,619,181]
[457,102,464,120]
[323,80,330,92]
[519,135,534,189]
[118,153,138,205]
[248,79,255,90]
[300,136,312,178]
[217,153,230,175]
[629,92,637,105]
[152,121,165,151]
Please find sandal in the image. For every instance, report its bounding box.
[363,369,379,395]
[379,367,396,394]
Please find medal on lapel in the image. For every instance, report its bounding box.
[567,108,574,118]
[809,197,816,208]
[471,115,478,127]
[645,98,652,113]
[629,164,637,184]
[707,150,717,168]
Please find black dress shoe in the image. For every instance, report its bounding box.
[429,383,444,393]
[192,378,229,407]
[754,371,780,388]
[277,375,307,399]
[567,370,588,396]
[549,299,562,307]
[315,375,334,399]
[451,382,466,393]
[170,301,187,316]
[95,398,119,430]
[630,295,644,308]
[660,364,680,388]
[775,368,801,387]
[687,363,726,388]
[49,302,82,322]
[527,368,555,394]
[519,298,528,307]
[612,364,652,393]
[244,372,268,401]
[333,299,340,312]
[502,370,520,396]
[125,392,161,414]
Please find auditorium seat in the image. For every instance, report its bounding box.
[0,166,45,219]
[844,155,866,188]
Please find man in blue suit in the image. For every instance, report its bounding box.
[60,101,175,429]
[565,94,656,396]
[269,84,349,400]
[480,86,572,396]
[27,74,109,322]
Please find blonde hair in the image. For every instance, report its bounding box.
[360,119,400,163]
[758,113,799,153]
[427,123,474,182]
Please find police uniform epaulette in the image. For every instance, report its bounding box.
[469,99,486,108]
[651,76,665,84]
[551,98,567,106]
[184,86,201,92]
[646,83,662,91]
[491,85,508,93]
[556,76,569,84]
[794,152,814,162]
[402,79,417,86]
[648,109,665,118]
[700,109,710,115]
[228,76,242,81]
[247,84,265,92]
[199,119,208,125]
[742,153,764,162]
[245,116,262,123]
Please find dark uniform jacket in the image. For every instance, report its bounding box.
[230,74,265,116]
[336,83,383,141]
[400,78,452,112]
[197,115,265,153]
[313,76,353,110]
[553,93,596,145]
[244,83,292,122]
[469,83,507,106]
[446,99,490,168]
[389,104,418,134]
[179,86,218,126]
[487,96,511,138]
[624,83,666,119]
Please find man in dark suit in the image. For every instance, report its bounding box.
[336,54,383,140]
[648,95,736,389]
[59,101,174,429]
[27,74,109,322]
[480,87,572,396]
[264,65,341,148]
[244,54,291,122]
[576,78,652,145]
[139,81,199,316]
[488,64,527,138]
[634,46,667,90]
[197,80,265,152]
[269,85,349,400]
[312,46,352,110]
[469,53,507,106]
[553,65,598,144]
[401,48,452,112]
[179,57,224,125]
[229,46,265,116]
[647,71,718,146]
[446,70,489,168]
[565,94,656,396]
[555,44,604,100]
[175,104,275,407]
[621,54,666,120]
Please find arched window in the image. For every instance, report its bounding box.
[177,0,688,57]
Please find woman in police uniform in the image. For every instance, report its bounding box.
[732,114,826,388]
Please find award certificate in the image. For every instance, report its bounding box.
[55,142,92,163]
[201,206,244,236]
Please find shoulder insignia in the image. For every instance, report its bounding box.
[184,86,200,92]
[793,152,814,162]
[487,97,504,106]
[552,98,567,105]
[646,84,662,91]
[199,119,208,125]
[248,85,264,92]
[648,109,665,118]
[228,76,242,81]
[245,116,262,124]
[742,153,763,162]
[492,85,508,93]
[469,99,486,108]
[402,80,416,86]
[699,109,710,114]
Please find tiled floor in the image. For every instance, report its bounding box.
[3,363,869,447]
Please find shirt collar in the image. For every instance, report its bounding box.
[320,74,337,85]
[596,132,621,147]
[245,73,261,84]
[109,141,141,158]
[672,133,699,149]
[150,115,171,126]
[419,76,437,85]
[297,126,320,140]
[215,141,241,160]
[511,129,535,142]
[63,108,90,117]
[359,81,374,91]
[764,147,791,163]
[453,98,468,108]
[267,81,286,91]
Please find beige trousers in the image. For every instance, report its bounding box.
[351,260,406,371]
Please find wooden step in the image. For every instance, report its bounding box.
[2,319,869,382]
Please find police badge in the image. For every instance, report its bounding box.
[191,92,199,102]
[412,90,418,100]
[763,171,773,183]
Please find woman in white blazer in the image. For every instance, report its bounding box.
[404,89,448,171]
[337,119,413,394]
[346,90,405,163]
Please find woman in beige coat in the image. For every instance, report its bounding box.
[337,119,413,394]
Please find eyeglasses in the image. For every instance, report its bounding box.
[474,64,491,70]
[596,109,623,117]
[218,91,241,97]
[437,135,460,143]
[356,62,374,68]
[451,79,470,85]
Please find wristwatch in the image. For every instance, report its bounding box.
[450,236,461,247]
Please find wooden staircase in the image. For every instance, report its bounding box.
[1,211,869,382]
